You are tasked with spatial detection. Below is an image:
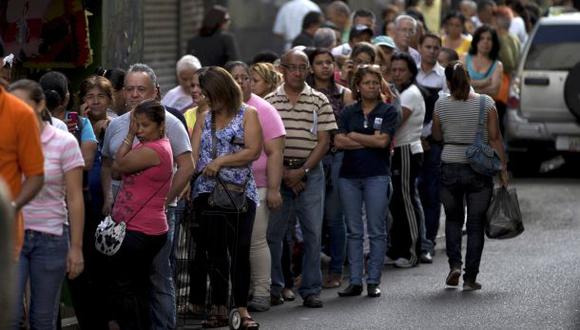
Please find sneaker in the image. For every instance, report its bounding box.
[394,258,414,268]
[463,281,482,291]
[420,252,433,264]
[384,256,396,265]
[445,268,461,286]
[303,294,323,308]
[248,296,270,312]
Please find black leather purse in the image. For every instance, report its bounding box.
[207,113,249,213]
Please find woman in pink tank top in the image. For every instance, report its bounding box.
[108,100,174,329]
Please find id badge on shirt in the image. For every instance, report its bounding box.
[373,117,383,130]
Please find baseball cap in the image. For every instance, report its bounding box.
[372,35,396,49]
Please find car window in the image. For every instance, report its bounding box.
[524,25,580,71]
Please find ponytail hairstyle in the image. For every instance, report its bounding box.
[8,79,51,122]
[38,71,69,112]
[445,61,471,101]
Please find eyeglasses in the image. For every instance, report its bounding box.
[281,64,309,73]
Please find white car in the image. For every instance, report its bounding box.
[505,12,580,172]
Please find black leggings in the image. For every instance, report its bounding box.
[189,194,256,308]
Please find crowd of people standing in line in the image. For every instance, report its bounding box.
[1,0,553,328]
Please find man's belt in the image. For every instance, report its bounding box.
[283,157,307,169]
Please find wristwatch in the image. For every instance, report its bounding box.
[302,167,310,175]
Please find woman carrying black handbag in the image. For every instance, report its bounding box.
[432,61,508,291]
[190,66,263,329]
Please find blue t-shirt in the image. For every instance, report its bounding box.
[337,101,400,178]
[79,117,97,143]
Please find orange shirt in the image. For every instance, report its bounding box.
[0,86,44,257]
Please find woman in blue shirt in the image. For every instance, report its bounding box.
[335,65,399,298]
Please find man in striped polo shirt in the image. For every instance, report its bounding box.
[265,49,337,308]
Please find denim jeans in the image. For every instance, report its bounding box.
[150,207,177,329]
[12,228,69,330]
[440,163,493,281]
[322,152,346,275]
[339,176,390,285]
[418,143,442,253]
[268,163,324,299]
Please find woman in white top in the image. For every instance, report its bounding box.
[386,52,426,269]
[9,79,85,329]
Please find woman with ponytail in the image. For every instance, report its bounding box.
[432,61,508,291]
[8,79,85,329]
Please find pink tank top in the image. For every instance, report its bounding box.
[112,138,173,235]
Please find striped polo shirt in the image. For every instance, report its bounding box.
[23,125,85,236]
[265,83,337,159]
[434,94,495,164]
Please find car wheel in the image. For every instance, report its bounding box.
[508,151,541,177]
[564,61,580,122]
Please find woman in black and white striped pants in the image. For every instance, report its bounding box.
[386,52,426,268]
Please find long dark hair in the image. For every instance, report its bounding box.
[468,25,500,61]
[198,66,242,115]
[445,61,471,101]
[38,71,68,112]
[200,5,229,37]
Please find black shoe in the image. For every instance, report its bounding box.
[367,284,381,298]
[463,280,482,291]
[338,284,363,297]
[303,294,323,308]
[420,252,433,264]
[445,268,461,286]
[270,294,284,306]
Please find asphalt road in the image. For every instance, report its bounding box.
[251,178,580,329]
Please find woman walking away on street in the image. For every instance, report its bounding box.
[9,79,85,329]
[190,66,262,329]
[432,61,508,291]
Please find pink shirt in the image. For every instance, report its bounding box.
[23,125,85,236]
[112,138,173,235]
[247,94,286,188]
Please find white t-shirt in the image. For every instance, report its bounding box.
[161,85,193,113]
[509,16,528,44]
[394,84,425,153]
[273,0,321,50]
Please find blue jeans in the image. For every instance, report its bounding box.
[268,163,324,299]
[12,228,69,329]
[150,207,177,329]
[440,163,492,281]
[418,143,442,253]
[339,176,390,285]
[322,152,346,275]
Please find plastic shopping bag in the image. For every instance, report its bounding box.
[485,187,524,239]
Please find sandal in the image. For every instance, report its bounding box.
[241,316,260,330]
[202,305,228,328]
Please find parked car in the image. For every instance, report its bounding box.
[505,12,580,174]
